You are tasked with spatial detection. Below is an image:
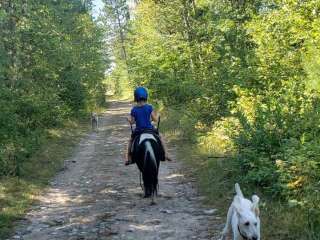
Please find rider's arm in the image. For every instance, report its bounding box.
[127,116,135,124]
[129,107,136,125]
[151,111,158,123]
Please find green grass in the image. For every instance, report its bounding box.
[0,120,89,239]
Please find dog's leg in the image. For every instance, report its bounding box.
[232,227,240,240]
[221,206,233,240]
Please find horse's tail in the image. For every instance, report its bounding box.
[143,140,158,197]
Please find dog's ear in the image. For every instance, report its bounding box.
[251,195,260,217]
[233,195,243,216]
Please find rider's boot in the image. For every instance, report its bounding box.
[125,153,133,165]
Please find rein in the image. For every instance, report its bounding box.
[129,121,133,134]
[157,116,160,131]
[238,225,248,240]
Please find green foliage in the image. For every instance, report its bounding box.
[0,0,107,175]
[108,0,320,237]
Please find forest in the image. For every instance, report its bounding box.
[0,1,106,235]
[0,0,106,176]
[106,0,320,239]
[1,0,320,239]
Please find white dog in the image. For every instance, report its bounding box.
[220,183,260,240]
[91,112,99,130]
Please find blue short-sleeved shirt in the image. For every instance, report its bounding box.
[131,104,154,131]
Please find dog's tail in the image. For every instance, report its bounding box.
[235,183,244,197]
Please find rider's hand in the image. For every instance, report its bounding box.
[126,116,135,124]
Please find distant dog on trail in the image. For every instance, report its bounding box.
[220,183,260,240]
[91,112,99,130]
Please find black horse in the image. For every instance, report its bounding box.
[131,130,165,201]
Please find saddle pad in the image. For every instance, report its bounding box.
[139,133,157,144]
[131,132,165,162]
[131,133,158,153]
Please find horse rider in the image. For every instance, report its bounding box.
[125,86,172,165]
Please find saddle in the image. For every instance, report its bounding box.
[131,129,165,162]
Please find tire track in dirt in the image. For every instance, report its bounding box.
[8,100,222,240]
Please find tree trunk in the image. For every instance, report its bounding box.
[182,0,194,71]
[2,0,19,89]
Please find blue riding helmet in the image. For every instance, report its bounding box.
[134,87,148,101]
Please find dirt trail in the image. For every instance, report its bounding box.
[9,101,222,240]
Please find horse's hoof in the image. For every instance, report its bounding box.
[150,200,156,206]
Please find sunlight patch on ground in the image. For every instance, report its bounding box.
[164,173,184,179]
[128,224,156,231]
[38,190,85,205]
[100,188,118,194]
[69,216,96,224]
